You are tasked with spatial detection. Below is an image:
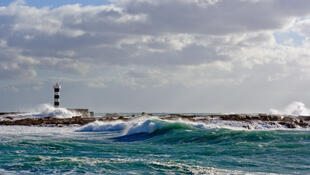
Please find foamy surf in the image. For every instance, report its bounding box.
[10,104,79,120]
[76,117,163,134]
[1,119,309,174]
[77,116,310,138]
[0,158,279,175]
[76,120,127,132]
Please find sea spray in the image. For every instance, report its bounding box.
[77,115,310,136]
[270,101,310,116]
[77,117,164,134]
[122,117,163,135]
[77,120,126,132]
[18,104,79,119]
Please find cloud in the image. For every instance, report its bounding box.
[292,18,310,37]
[115,0,310,34]
[1,0,310,112]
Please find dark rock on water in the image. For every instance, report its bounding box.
[297,120,309,128]
[279,122,296,128]
[5,116,13,120]
[0,116,96,127]
[160,113,310,128]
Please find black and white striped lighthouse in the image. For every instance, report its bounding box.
[53,83,61,108]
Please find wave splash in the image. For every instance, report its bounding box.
[77,117,209,142]
[270,101,310,116]
[77,117,164,134]
[18,104,79,119]
[77,117,309,143]
[77,120,127,132]
[77,117,210,134]
[77,115,305,136]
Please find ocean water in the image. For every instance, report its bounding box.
[0,117,310,175]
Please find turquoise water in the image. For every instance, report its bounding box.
[0,119,310,174]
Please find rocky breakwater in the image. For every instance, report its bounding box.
[163,113,310,129]
[0,116,97,127]
[0,112,310,129]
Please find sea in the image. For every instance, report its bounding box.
[0,104,310,174]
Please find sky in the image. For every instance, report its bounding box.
[1,0,310,113]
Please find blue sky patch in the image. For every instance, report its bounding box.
[274,31,305,46]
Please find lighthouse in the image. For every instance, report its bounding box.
[53,83,61,107]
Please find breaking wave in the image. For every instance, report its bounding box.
[77,116,309,142]
[77,120,127,132]
[17,104,79,119]
[77,117,207,134]
[77,116,310,144]
[270,101,310,116]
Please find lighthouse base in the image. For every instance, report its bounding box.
[68,109,94,118]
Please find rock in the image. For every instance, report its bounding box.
[283,117,294,122]
[300,116,310,121]
[296,120,309,128]
[5,116,13,120]
[279,121,296,128]
[0,113,309,129]
[0,117,96,127]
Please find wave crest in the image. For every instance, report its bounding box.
[77,120,126,132]
[77,117,205,135]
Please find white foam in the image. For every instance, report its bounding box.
[270,101,310,116]
[75,117,223,135]
[0,157,268,175]
[77,117,163,135]
[14,104,79,119]
[77,117,207,135]
[0,125,76,135]
[149,161,277,175]
[77,120,126,132]
[77,115,310,135]
[122,117,163,135]
[0,125,78,144]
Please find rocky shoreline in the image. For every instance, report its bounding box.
[0,113,310,129]
[168,113,310,129]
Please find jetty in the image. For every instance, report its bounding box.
[0,112,309,129]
